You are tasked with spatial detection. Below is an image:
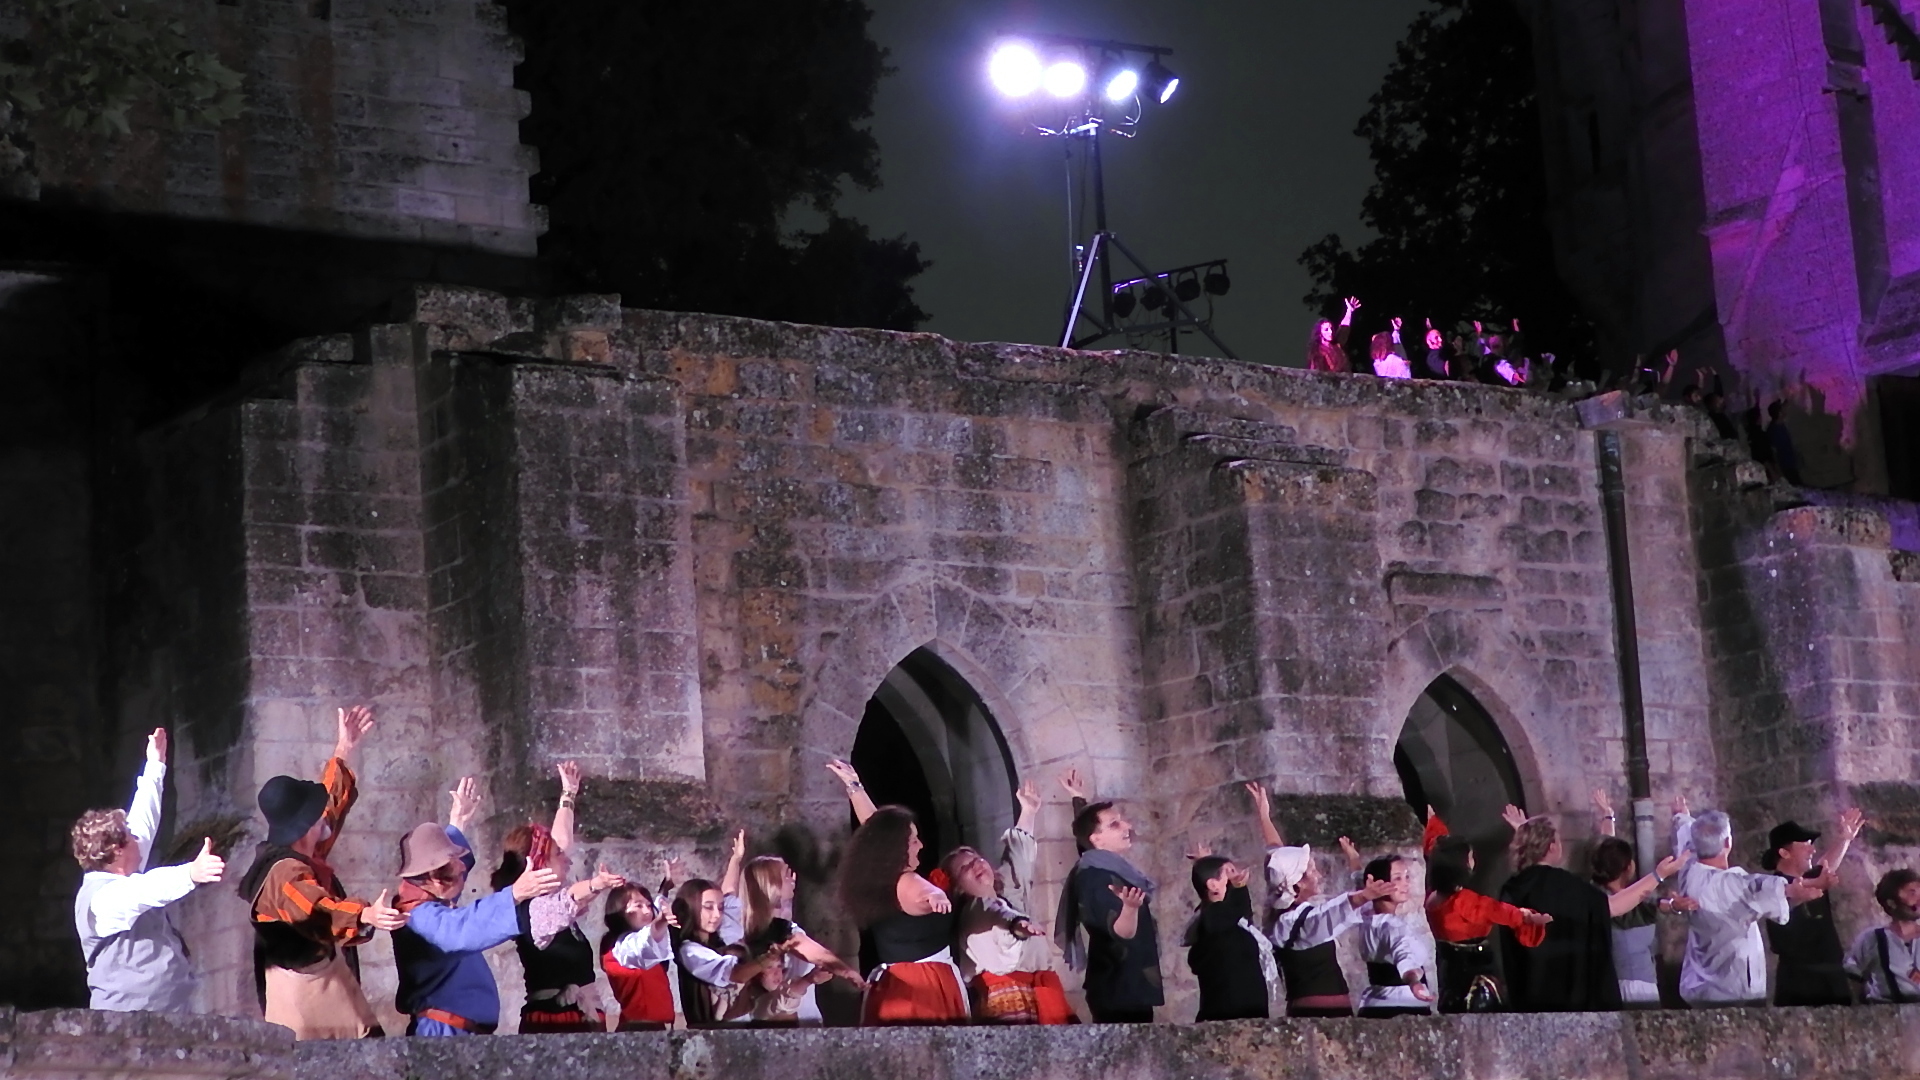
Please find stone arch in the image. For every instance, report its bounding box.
[794,577,1105,833]
[1378,607,1596,822]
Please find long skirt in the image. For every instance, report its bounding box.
[1435,938,1503,1013]
[263,950,382,1041]
[973,970,1075,1025]
[863,957,970,1026]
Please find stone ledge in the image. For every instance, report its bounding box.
[9,1006,1920,1080]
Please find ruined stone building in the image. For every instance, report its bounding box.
[2,0,1919,1031]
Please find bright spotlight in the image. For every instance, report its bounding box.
[1144,59,1179,104]
[1042,59,1088,99]
[988,42,1043,98]
[1103,68,1139,103]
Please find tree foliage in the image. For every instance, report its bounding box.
[506,0,929,331]
[1299,0,1591,362]
[0,0,243,136]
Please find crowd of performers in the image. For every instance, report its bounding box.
[71,707,1919,1038]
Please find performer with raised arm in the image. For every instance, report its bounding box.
[392,777,565,1035]
[491,760,625,1033]
[237,704,407,1040]
[672,876,801,1025]
[1057,793,1163,1023]
[1422,808,1551,1012]
[1763,808,1866,1007]
[1591,789,1694,1006]
[601,857,682,1031]
[940,780,1072,1024]
[1255,782,1395,1018]
[731,852,861,1024]
[1670,798,1831,1006]
[71,727,226,1013]
[834,798,969,1025]
[1183,806,1275,1022]
[1498,806,1621,1011]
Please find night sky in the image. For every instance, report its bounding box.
[836,0,1432,366]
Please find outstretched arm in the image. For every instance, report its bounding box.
[1591,789,1617,838]
[447,777,481,835]
[126,728,169,869]
[1246,782,1284,849]
[1819,809,1866,873]
[720,829,746,897]
[552,761,581,852]
[826,760,877,824]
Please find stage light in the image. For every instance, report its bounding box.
[1112,287,1137,318]
[1043,58,1088,99]
[1204,265,1231,296]
[1144,59,1179,104]
[1103,67,1140,103]
[1142,281,1169,312]
[989,41,1043,98]
[1174,272,1201,304]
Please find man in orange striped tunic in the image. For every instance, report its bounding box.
[236,704,407,1039]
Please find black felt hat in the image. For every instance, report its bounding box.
[258,775,329,846]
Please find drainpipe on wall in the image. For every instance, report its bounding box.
[1579,393,1656,872]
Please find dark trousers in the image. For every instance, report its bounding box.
[1090,1007,1155,1024]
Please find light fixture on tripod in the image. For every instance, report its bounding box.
[984,33,1233,358]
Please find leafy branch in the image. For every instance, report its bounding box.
[0,0,244,138]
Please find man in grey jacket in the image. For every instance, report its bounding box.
[71,727,226,1012]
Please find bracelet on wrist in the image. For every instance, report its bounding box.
[847,781,865,792]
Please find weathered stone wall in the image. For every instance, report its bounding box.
[14,1005,1920,1080]
[16,286,1920,1023]
[23,0,541,257]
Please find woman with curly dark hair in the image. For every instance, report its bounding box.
[835,802,967,1025]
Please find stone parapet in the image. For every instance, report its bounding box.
[9,1006,1916,1080]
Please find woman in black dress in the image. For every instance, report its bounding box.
[1185,853,1272,1020]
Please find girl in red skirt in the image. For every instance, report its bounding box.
[828,763,969,1026]
[601,881,676,1030]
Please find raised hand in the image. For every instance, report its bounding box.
[1343,296,1362,313]
[1058,768,1088,801]
[362,888,408,931]
[1839,807,1866,841]
[660,855,688,884]
[1015,779,1041,818]
[730,828,746,863]
[1185,840,1214,861]
[1228,865,1251,889]
[1110,884,1147,909]
[1244,781,1270,812]
[1358,876,1396,902]
[146,728,168,766]
[187,837,225,884]
[447,777,481,832]
[590,863,625,893]
[1671,793,1689,816]
[1338,836,1363,873]
[512,866,563,902]
[825,758,862,789]
[1590,788,1614,819]
[1500,804,1528,830]
[557,760,582,797]
[334,705,376,758]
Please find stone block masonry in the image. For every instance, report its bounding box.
[35,285,1919,1026]
[24,0,542,257]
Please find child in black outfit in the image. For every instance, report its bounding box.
[1184,852,1274,1020]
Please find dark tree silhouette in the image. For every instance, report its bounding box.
[507,0,929,330]
[1299,0,1593,367]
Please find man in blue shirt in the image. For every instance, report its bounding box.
[392,778,562,1035]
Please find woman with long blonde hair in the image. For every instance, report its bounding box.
[731,854,859,1024]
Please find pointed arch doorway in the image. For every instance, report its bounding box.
[849,647,1018,871]
[1393,675,1528,890]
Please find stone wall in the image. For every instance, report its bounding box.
[12,1006,1920,1080]
[21,0,541,257]
[13,286,1920,1024]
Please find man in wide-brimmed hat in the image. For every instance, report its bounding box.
[391,777,564,1036]
[71,727,227,1012]
[236,704,406,1040]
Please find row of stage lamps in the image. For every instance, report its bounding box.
[1111,263,1230,319]
[988,40,1180,104]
